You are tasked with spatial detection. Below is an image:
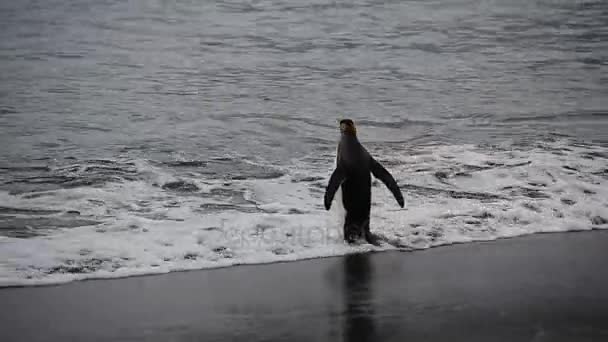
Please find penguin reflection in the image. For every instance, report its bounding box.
[343,253,376,342]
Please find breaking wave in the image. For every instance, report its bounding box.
[1,138,607,286]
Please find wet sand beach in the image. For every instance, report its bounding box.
[1,230,607,342]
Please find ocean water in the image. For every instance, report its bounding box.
[0,0,607,286]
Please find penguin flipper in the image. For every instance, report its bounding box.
[324,167,345,210]
[370,158,404,208]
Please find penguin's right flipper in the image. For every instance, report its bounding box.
[324,167,345,210]
[370,158,404,208]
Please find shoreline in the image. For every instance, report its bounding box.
[0,228,608,291]
[2,229,608,341]
[1,228,605,289]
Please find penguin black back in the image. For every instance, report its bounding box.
[325,119,404,243]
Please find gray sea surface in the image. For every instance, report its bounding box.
[1,0,607,162]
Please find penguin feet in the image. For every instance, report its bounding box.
[343,223,381,246]
[344,224,363,244]
[364,231,381,246]
[344,229,361,244]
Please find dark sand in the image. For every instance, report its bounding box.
[1,230,608,342]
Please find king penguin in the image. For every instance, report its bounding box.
[324,119,404,243]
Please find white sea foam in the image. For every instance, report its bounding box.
[1,139,607,286]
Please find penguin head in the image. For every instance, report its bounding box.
[339,119,357,136]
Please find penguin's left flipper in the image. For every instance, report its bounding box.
[324,167,345,210]
[370,158,404,208]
